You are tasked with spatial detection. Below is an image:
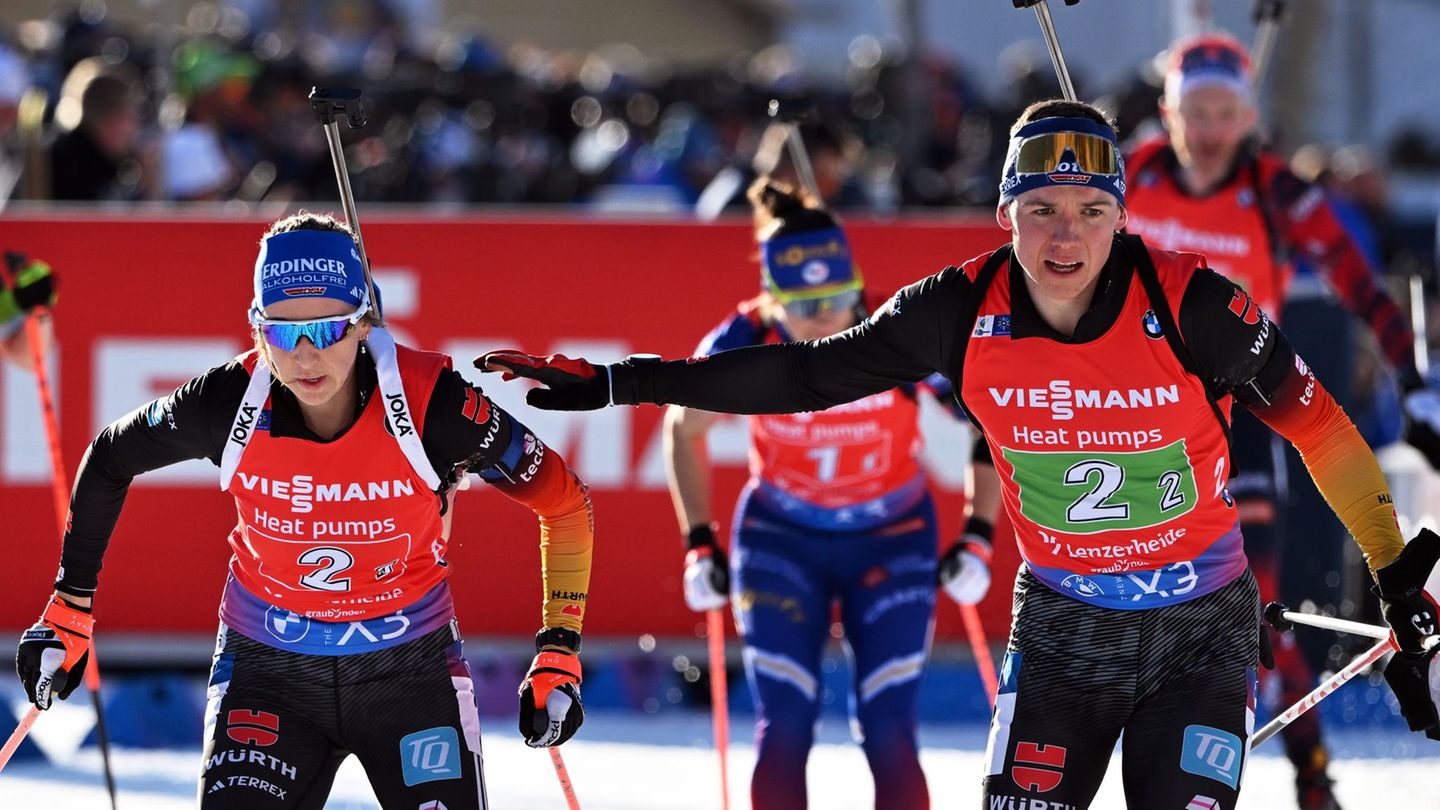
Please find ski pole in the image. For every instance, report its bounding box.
[23,310,67,532]
[1254,602,1440,749]
[1264,602,1391,640]
[309,87,381,316]
[0,707,40,774]
[960,604,999,706]
[548,746,582,810]
[766,97,822,201]
[1250,0,1286,93]
[706,609,732,810]
[1011,0,1081,102]
[23,307,120,810]
[1251,636,1394,749]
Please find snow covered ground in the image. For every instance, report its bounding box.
[3,706,1436,809]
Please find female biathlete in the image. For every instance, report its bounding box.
[665,178,999,810]
[480,101,1440,807]
[14,212,593,809]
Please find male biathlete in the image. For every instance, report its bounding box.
[14,212,593,809]
[1124,35,1431,807]
[665,176,999,809]
[480,101,1440,808]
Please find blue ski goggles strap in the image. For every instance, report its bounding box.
[999,117,1126,207]
[761,228,861,295]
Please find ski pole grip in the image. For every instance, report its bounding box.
[1264,601,1294,633]
[766,96,816,124]
[309,87,367,128]
[1253,0,1285,24]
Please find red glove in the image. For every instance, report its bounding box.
[476,350,611,411]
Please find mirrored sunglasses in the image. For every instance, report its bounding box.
[1014,131,1120,176]
[253,312,367,351]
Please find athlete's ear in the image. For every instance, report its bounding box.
[1115,206,1128,232]
[1239,102,1259,135]
[255,332,279,375]
[996,202,1014,232]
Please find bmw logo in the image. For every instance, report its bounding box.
[265,606,310,643]
[1142,309,1164,339]
[1061,574,1104,598]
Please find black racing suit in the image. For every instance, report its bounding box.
[603,236,1310,808]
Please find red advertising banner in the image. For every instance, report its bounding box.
[0,211,1016,643]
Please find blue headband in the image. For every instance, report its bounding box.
[252,230,369,315]
[998,116,1126,207]
[761,228,861,296]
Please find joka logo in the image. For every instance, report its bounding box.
[1011,741,1067,792]
[386,393,415,437]
[1186,796,1222,810]
[1180,725,1242,789]
[230,404,258,446]
[227,709,280,746]
[1142,309,1164,339]
[400,727,461,786]
[417,802,450,810]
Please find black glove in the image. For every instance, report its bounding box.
[1258,622,1276,670]
[476,350,610,411]
[1374,528,1440,654]
[3,252,58,314]
[1383,648,1440,741]
[517,645,584,747]
[16,595,93,710]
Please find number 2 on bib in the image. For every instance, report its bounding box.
[298,547,354,592]
[1004,439,1199,534]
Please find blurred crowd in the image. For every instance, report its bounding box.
[2,0,1440,230]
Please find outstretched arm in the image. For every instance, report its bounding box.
[481,266,976,415]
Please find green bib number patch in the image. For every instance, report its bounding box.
[1002,439,1198,534]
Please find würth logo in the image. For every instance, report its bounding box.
[227,709,280,746]
[1227,290,1260,325]
[1011,741,1066,792]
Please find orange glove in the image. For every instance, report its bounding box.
[517,649,584,747]
[16,595,93,710]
